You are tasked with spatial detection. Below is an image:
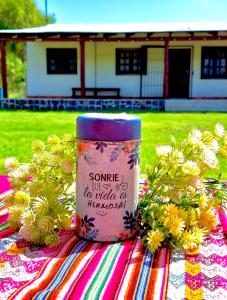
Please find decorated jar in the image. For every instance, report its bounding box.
[76,113,141,242]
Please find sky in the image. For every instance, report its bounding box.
[36,0,227,24]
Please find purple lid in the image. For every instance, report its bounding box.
[77,113,141,141]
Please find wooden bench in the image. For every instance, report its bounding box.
[72,87,120,98]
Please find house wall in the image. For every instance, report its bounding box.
[190,40,227,97]
[26,42,80,96]
[169,40,227,98]
[26,39,227,98]
[86,41,164,97]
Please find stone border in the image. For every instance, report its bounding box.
[0,98,164,111]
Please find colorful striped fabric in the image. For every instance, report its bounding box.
[1,221,170,300]
[1,176,227,299]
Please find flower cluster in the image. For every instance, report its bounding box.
[138,124,227,253]
[4,133,76,247]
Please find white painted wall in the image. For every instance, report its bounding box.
[26,39,227,98]
[93,42,162,97]
[26,41,163,97]
[26,42,80,96]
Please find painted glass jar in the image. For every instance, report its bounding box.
[76,113,141,241]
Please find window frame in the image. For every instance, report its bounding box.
[201,47,227,79]
[46,48,77,75]
[116,48,147,75]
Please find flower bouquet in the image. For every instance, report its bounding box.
[136,124,227,253]
[3,134,76,247]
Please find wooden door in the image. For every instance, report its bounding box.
[168,49,191,98]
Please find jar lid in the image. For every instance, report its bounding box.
[76,113,141,141]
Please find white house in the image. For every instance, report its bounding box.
[0,23,227,110]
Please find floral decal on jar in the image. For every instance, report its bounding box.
[95,142,107,153]
[76,214,99,240]
[127,142,140,169]
[123,210,136,231]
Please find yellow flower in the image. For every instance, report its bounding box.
[171,149,184,163]
[27,181,42,195]
[164,216,185,236]
[14,191,30,206]
[44,232,59,247]
[31,140,45,153]
[147,229,164,253]
[186,211,199,227]
[181,230,199,252]
[165,204,179,216]
[58,214,72,229]
[182,161,200,176]
[32,196,49,216]
[48,134,61,145]
[201,131,215,145]
[38,216,54,233]
[20,210,36,225]
[193,228,205,245]
[50,144,64,155]
[178,208,188,222]
[199,208,217,231]
[63,133,75,144]
[9,206,24,228]
[199,194,209,209]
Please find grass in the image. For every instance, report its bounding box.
[0,110,226,178]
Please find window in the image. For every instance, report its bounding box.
[46,48,77,74]
[201,47,227,79]
[116,48,147,75]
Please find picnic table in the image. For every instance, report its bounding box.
[0,175,226,299]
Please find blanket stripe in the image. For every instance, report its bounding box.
[7,236,171,300]
[9,235,78,300]
[48,241,104,299]
[0,221,15,238]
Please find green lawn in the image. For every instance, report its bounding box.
[0,110,226,178]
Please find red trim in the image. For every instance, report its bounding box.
[1,35,227,43]
[163,40,169,98]
[80,38,85,98]
[0,43,8,98]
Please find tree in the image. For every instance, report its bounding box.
[0,0,55,97]
[0,0,54,30]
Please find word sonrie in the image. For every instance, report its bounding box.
[89,172,119,182]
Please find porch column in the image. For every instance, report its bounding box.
[0,42,8,98]
[80,38,86,98]
[163,39,169,99]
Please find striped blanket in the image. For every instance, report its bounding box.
[0,176,226,299]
